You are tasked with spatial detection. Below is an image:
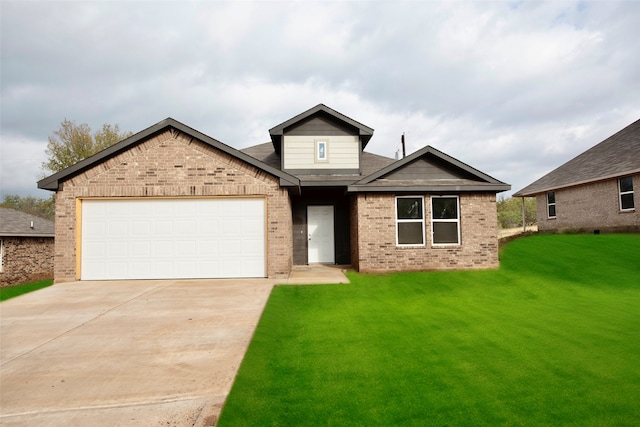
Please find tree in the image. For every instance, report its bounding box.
[1,194,55,221]
[42,119,133,174]
[497,196,537,229]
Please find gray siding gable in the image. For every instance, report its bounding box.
[384,156,479,181]
[285,113,358,136]
[350,145,510,193]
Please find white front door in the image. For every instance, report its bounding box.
[307,205,335,264]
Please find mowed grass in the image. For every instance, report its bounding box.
[0,279,53,301]
[218,234,640,426]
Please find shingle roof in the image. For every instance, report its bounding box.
[0,208,55,237]
[513,118,640,197]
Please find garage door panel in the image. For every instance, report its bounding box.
[81,198,266,280]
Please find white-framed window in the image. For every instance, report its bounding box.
[431,196,460,245]
[0,239,4,273]
[396,196,425,246]
[547,191,556,218]
[619,176,635,211]
[315,140,328,162]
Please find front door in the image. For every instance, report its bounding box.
[307,205,335,263]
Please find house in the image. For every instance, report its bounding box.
[38,104,510,282]
[0,208,55,287]
[513,118,639,233]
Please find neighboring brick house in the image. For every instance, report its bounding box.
[0,208,54,287]
[513,118,639,233]
[38,104,509,282]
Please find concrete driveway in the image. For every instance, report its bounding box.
[0,279,277,426]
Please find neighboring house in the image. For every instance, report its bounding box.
[38,104,509,282]
[0,208,55,287]
[513,118,639,233]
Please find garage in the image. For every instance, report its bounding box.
[80,198,266,280]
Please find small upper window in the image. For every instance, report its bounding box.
[619,176,634,210]
[316,140,328,162]
[547,191,556,218]
[396,196,425,246]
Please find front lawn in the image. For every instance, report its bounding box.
[218,234,640,426]
[0,279,53,302]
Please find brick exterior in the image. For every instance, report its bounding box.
[536,174,639,233]
[351,193,499,273]
[0,237,54,287]
[53,129,292,282]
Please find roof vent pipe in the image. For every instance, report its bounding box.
[30,221,34,229]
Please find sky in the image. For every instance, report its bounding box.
[2,0,639,200]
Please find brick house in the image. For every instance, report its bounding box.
[0,208,55,287]
[38,105,509,282]
[513,118,639,233]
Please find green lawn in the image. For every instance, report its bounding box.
[218,234,640,426]
[0,279,53,302]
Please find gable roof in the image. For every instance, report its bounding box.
[38,118,300,191]
[348,145,510,193]
[0,208,55,237]
[513,118,640,197]
[268,104,374,154]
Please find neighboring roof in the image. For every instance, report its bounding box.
[348,145,511,193]
[513,118,640,197]
[38,118,300,191]
[268,104,374,154]
[0,208,54,237]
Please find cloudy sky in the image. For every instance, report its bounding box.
[2,1,639,200]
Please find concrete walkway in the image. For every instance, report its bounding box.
[0,267,349,426]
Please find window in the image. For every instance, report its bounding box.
[431,196,460,245]
[0,239,3,273]
[315,140,328,162]
[396,196,425,246]
[619,176,634,210]
[547,191,556,218]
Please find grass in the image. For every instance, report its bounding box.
[218,234,640,426]
[0,279,53,302]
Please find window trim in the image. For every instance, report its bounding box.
[395,196,426,247]
[0,239,3,273]
[547,191,556,219]
[315,139,328,162]
[431,195,461,246]
[618,176,635,211]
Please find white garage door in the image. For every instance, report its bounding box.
[81,198,266,280]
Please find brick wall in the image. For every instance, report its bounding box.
[0,237,54,287]
[536,174,639,233]
[53,129,292,282]
[351,192,499,273]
